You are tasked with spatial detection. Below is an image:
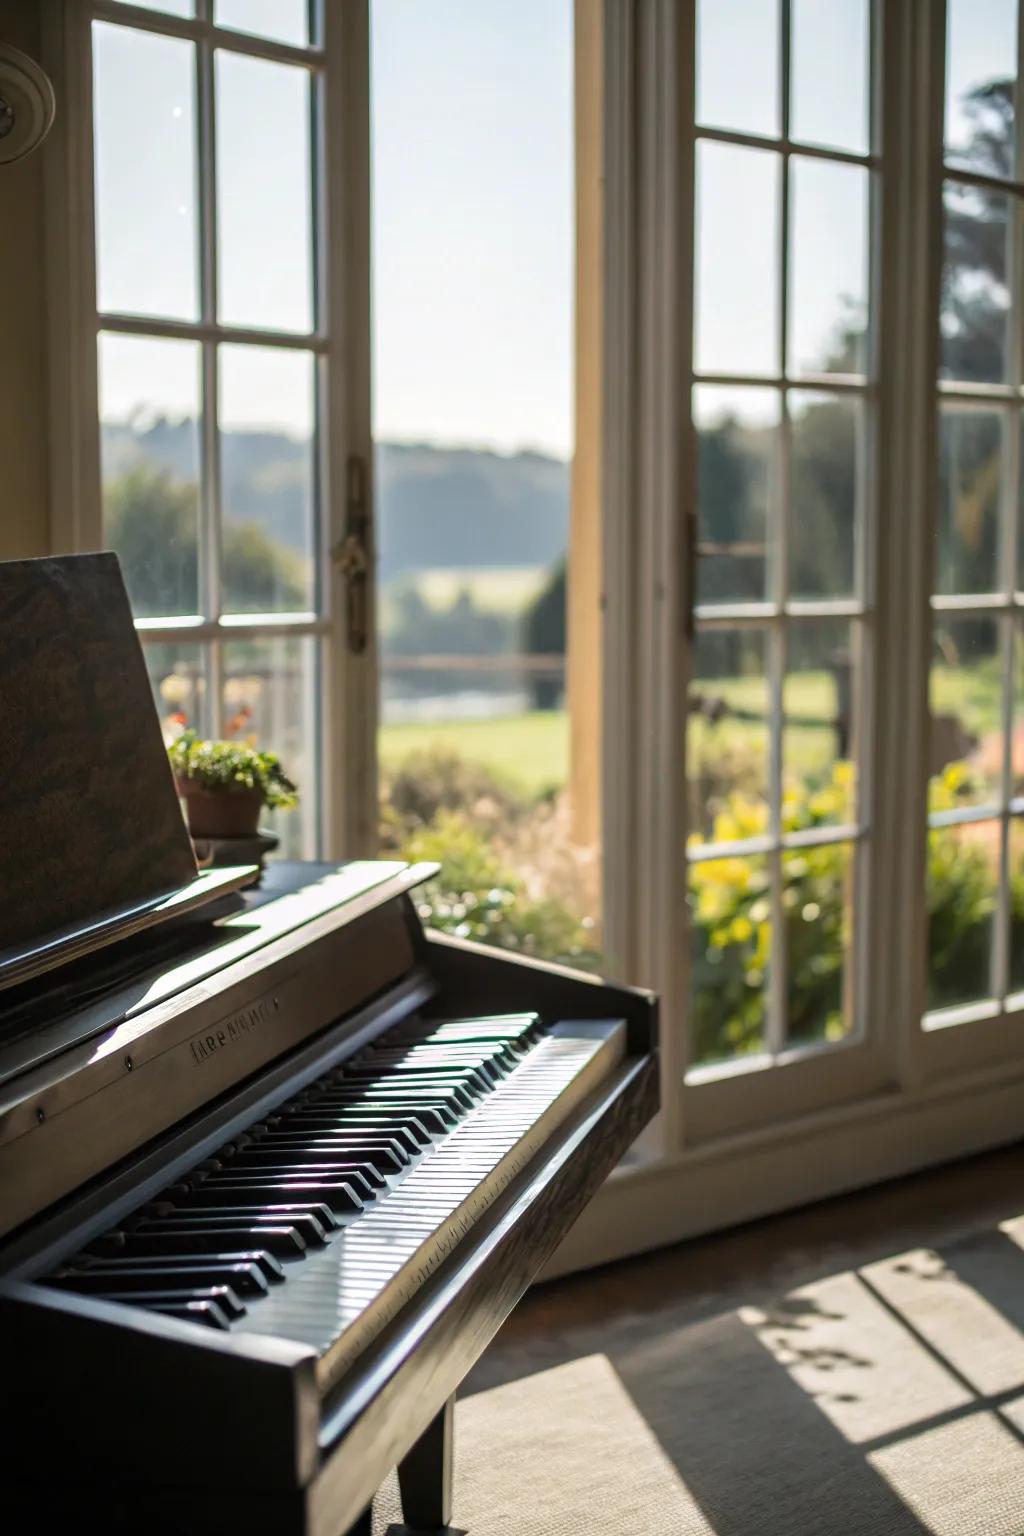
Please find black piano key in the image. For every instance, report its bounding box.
[89,1229,305,1262]
[320,1071,484,1101]
[253,1114,431,1151]
[146,1299,231,1330]
[251,1127,419,1161]
[130,1217,316,1254]
[135,1211,330,1248]
[218,1155,389,1185]
[50,1261,270,1298]
[166,1162,375,1205]
[78,1249,284,1283]
[198,1164,375,1199]
[227,1144,403,1177]
[283,1100,458,1135]
[365,1044,513,1071]
[303,1081,469,1106]
[342,1050,503,1074]
[189,1178,365,1216]
[99,1286,247,1321]
[333,1070,489,1104]
[393,1015,539,1045]
[152,1199,342,1231]
[364,1057,508,1087]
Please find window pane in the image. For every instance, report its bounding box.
[1018,415,1024,592]
[215,0,310,47]
[1013,622,1024,795]
[147,642,209,742]
[100,332,201,620]
[694,386,778,606]
[93,23,198,321]
[687,627,770,845]
[372,1,591,970]
[789,391,860,601]
[927,820,997,1012]
[790,0,870,156]
[222,636,316,858]
[689,853,771,1065]
[695,142,780,377]
[785,840,854,1047]
[940,181,1011,385]
[219,345,315,614]
[936,408,1003,596]
[216,52,313,333]
[788,157,869,377]
[784,619,857,828]
[945,0,1017,176]
[930,615,1002,809]
[696,0,779,138]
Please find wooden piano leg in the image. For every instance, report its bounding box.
[397,1393,455,1532]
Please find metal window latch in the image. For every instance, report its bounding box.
[331,455,371,655]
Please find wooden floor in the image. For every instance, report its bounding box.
[467,1143,1024,1397]
[372,1145,1024,1532]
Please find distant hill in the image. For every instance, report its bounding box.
[375,443,568,579]
[101,421,569,578]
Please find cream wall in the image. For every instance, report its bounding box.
[0,1,51,560]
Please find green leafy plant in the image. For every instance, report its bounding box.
[168,729,298,810]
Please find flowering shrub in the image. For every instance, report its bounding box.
[381,748,598,968]
[690,759,1018,1062]
[399,810,597,965]
[384,746,1013,1063]
[688,763,856,1064]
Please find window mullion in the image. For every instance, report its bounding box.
[766,0,792,1060]
[994,0,1024,1006]
[195,7,223,737]
[994,615,1014,1001]
[870,0,946,1079]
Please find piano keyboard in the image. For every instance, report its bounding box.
[45,1011,626,1382]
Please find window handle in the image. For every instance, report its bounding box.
[331,456,370,655]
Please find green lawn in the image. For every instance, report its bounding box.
[380,710,568,794]
[379,662,1001,806]
[379,567,548,635]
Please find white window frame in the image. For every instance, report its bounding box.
[551,0,1024,1277]
[42,0,377,860]
[919,0,1024,1081]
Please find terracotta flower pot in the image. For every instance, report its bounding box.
[175,779,264,838]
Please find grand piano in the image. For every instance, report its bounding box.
[0,858,658,1534]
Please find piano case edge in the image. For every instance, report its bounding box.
[308,1049,660,1536]
[0,1282,321,1489]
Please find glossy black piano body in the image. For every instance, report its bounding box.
[0,861,658,1535]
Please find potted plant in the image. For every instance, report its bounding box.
[168,730,299,839]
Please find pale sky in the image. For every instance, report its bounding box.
[94,0,1016,458]
[94,1,575,459]
[371,0,575,458]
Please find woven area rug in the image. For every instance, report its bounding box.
[371,1214,1024,1534]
